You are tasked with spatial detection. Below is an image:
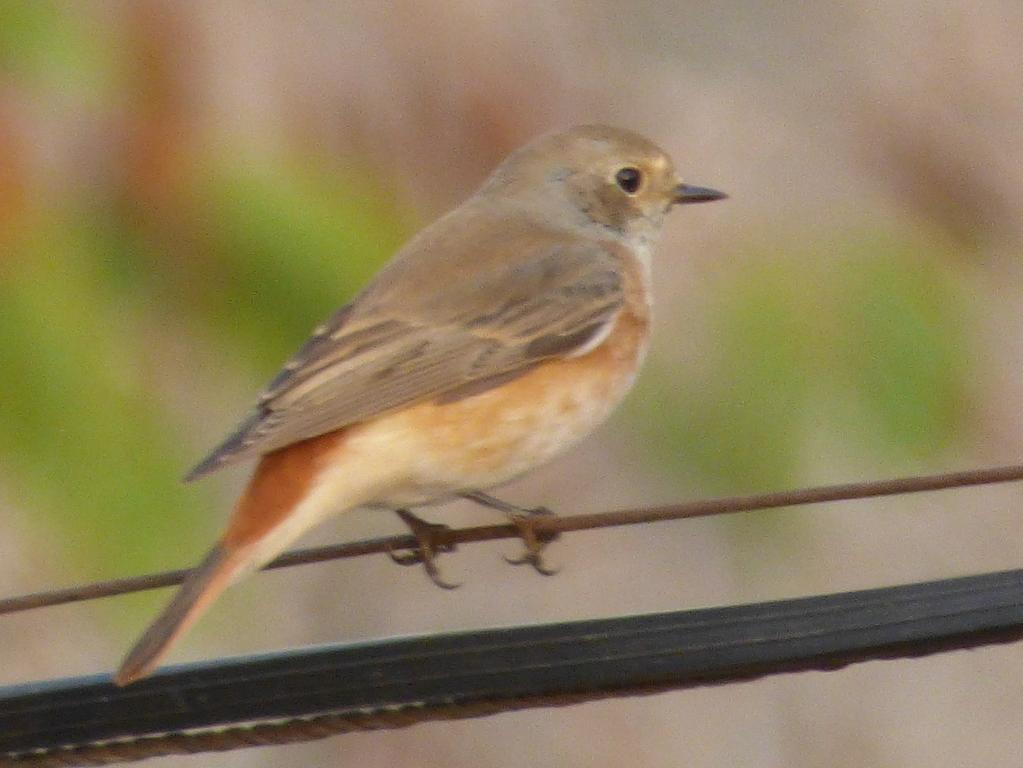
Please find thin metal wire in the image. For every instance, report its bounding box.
[3,462,1023,616]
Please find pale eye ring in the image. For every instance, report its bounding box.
[615,167,642,194]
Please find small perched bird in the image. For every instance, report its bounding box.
[115,125,725,685]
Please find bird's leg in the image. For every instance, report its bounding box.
[388,508,460,590]
[461,490,553,517]
[460,491,560,576]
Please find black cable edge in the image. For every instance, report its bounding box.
[2,567,1022,758]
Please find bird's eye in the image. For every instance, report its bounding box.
[615,167,642,194]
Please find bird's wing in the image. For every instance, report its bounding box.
[185,239,625,480]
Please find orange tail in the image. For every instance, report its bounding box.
[114,430,346,686]
[113,543,244,686]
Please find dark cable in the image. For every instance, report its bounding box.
[3,568,1023,765]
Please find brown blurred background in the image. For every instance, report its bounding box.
[2,1,1023,765]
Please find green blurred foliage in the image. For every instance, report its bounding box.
[191,154,411,373]
[0,0,117,98]
[102,151,414,379]
[634,226,974,497]
[0,162,412,587]
[0,215,206,580]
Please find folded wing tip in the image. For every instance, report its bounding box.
[182,411,266,483]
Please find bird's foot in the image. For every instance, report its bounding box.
[388,508,460,589]
[461,491,560,576]
[503,510,560,576]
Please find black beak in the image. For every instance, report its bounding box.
[673,183,727,204]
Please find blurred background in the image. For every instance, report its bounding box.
[2,1,1023,765]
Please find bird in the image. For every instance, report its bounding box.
[114,124,726,686]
